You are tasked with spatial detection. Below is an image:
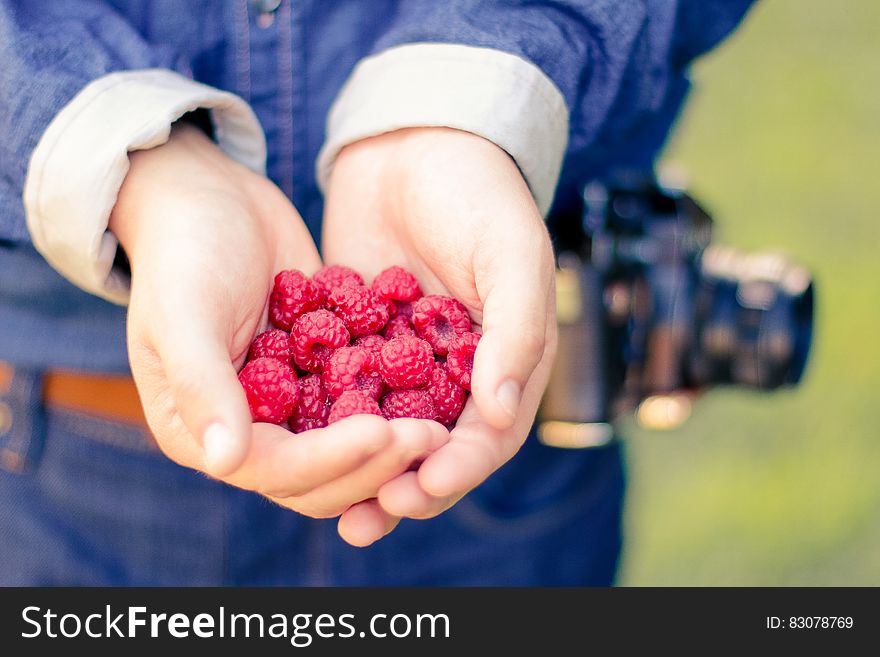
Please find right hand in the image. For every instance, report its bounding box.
[110,123,446,544]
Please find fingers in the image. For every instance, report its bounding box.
[155,322,254,477]
[270,417,449,517]
[470,236,555,430]
[415,403,513,498]
[374,411,513,519]
[227,415,393,497]
[380,327,557,517]
[337,499,401,548]
[335,422,453,547]
[378,471,461,519]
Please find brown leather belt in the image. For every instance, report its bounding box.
[0,362,148,428]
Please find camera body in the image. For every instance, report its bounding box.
[537,173,815,447]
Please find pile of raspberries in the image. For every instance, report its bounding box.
[238,265,480,431]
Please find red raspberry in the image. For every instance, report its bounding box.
[379,335,433,389]
[290,309,350,373]
[312,264,364,298]
[322,346,384,401]
[372,265,422,303]
[289,374,331,432]
[289,416,327,433]
[425,363,467,426]
[238,357,299,424]
[446,331,480,390]
[381,389,436,421]
[269,270,323,330]
[411,294,472,355]
[326,284,389,337]
[382,315,416,339]
[328,390,382,424]
[353,334,387,355]
[390,300,415,321]
[247,329,291,364]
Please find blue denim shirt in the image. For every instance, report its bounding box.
[0,0,753,371]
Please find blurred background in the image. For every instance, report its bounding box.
[618,0,880,585]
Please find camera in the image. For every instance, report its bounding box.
[537,172,815,448]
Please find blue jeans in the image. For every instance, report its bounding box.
[0,367,625,586]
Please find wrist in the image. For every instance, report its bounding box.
[334,127,518,208]
[109,121,256,260]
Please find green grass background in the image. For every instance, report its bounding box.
[618,0,880,585]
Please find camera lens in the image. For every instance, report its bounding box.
[689,246,814,389]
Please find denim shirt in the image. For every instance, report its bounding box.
[0,0,753,372]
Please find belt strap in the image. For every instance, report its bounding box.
[0,363,159,463]
[42,369,148,427]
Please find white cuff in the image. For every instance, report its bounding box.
[23,69,267,305]
[316,43,569,216]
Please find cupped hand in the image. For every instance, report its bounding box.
[110,123,445,544]
[323,127,558,541]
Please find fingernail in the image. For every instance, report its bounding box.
[496,379,521,420]
[203,422,239,475]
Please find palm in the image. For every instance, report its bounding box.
[325,208,478,314]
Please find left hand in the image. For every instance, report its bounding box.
[323,127,557,545]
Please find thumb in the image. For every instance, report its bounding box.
[158,323,253,477]
[469,255,554,430]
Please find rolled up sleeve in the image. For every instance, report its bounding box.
[0,1,266,304]
[23,69,265,304]
[317,43,569,217]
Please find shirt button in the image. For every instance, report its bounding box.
[252,0,282,28]
[252,0,282,11]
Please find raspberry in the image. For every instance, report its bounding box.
[290,309,350,373]
[412,294,472,355]
[326,284,389,337]
[379,335,433,389]
[446,331,480,390]
[382,315,416,339]
[247,329,291,364]
[381,389,436,421]
[425,363,467,425]
[353,334,387,355]
[289,416,327,433]
[322,346,384,401]
[372,266,422,303]
[390,300,415,321]
[328,390,382,424]
[238,357,299,424]
[269,270,323,330]
[289,374,331,432]
[312,264,364,298]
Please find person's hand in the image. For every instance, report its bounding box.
[322,127,558,541]
[110,123,446,545]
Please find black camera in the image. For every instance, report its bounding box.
[538,173,815,447]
